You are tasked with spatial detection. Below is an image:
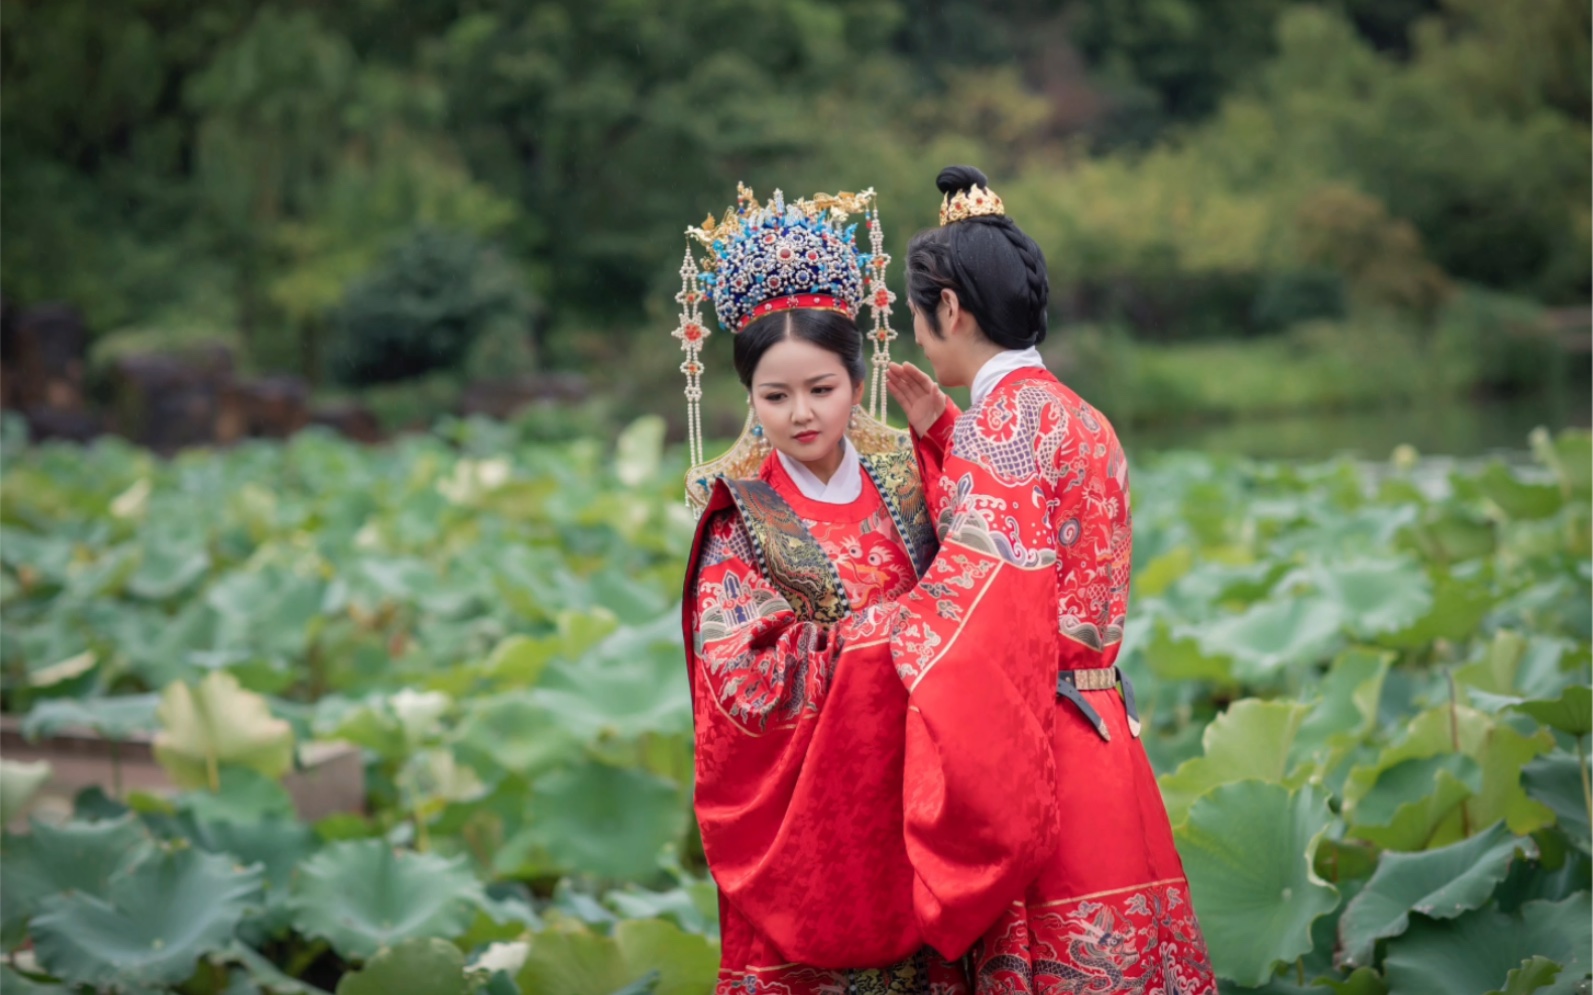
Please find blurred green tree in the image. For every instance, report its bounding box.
[330,227,533,388]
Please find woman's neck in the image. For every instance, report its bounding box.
[795,439,846,484]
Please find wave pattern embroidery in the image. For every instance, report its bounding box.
[972,880,1216,995]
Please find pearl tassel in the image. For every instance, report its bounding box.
[863,203,897,423]
[673,250,710,474]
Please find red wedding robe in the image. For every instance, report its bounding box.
[683,368,1217,994]
[684,454,968,992]
[879,367,1217,992]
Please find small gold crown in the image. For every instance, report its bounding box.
[939,183,1005,226]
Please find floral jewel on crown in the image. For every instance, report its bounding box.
[939,182,1005,226]
[686,183,875,334]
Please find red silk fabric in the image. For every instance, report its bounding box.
[888,369,1216,988]
[682,369,1217,993]
[684,458,940,980]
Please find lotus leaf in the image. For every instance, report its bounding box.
[1307,557,1433,638]
[1347,754,1479,850]
[185,814,319,906]
[1473,462,1564,521]
[611,919,720,995]
[1456,633,1574,701]
[525,762,688,881]
[0,965,72,994]
[515,915,715,995]
[1134,545,1195,598]
[1343,705,1555,838]
[1196,596,1345,683]
[178,767,299,824]
[531,616,692,744]
[1338,822,1537,967]
[1378,564,1494,649]
[154,671,295,790]
[1176,781,1340,986]
[1521,752,1591,851]
[1509,685,1592,738]
[1,814,153,949]
[126,538,210,600]
[482,634,557,688]
[0,759,52,826]
[1531,428,1591,501]
[1382,895,1590,995]
[1145,621,1233,684]
[1159,700,1311,827]
[454,692,584,781]
[587,568,671,625]
[605,882,720,938]
[22,693,160,741]
[1317,966,1390,995]
[290,839,484,960]
[1289,649,1392,772]
[30,846,264,991]
[1486,957,1565,995]
[515,916,636,995]
[334,937,470,995]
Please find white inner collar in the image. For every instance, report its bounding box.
[776,436,863,505]
[970,346,1046,409]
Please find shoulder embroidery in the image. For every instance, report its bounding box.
[860,449,938,578]
[719,477,850,624]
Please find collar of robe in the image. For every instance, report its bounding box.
[970,346,1046,409]
[775,436,863,505]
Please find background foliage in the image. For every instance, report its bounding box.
[3,0,1587,431]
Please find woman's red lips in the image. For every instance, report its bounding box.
[795,431,820,443]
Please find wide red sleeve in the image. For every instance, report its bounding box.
[880,408,1065,960]
[910,399,960,500]
[687,508,921,967]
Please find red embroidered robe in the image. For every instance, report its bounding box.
[877,368,1218,993]
[684,454,968,993]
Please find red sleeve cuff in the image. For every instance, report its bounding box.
[920,401,959,454]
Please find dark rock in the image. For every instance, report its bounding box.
[108,353,229,453]
[217,376,311,443]
[5,303,89,413]
[23,406,102,443]
[310,402,384,444]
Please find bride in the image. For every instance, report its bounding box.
[674,185,965,992]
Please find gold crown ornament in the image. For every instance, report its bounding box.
[672,184,907,515]
[939,183,1006,226]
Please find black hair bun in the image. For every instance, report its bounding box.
[935,165,990,197]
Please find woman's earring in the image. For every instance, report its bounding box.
[752,416,770,449]
[849,405,859,430]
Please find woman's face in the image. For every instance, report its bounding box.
[749,336,862,467]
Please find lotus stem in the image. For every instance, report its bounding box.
[206,750,220,794]
[1579,737,1591,840]
[1447,670,1471,837]
[414,798,431,852]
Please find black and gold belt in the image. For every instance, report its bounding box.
[1056,666,1141,742]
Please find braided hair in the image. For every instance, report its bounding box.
[906,165,1049,348]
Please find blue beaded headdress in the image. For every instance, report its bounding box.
[688,184,869,333]
[673,184,900,496]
